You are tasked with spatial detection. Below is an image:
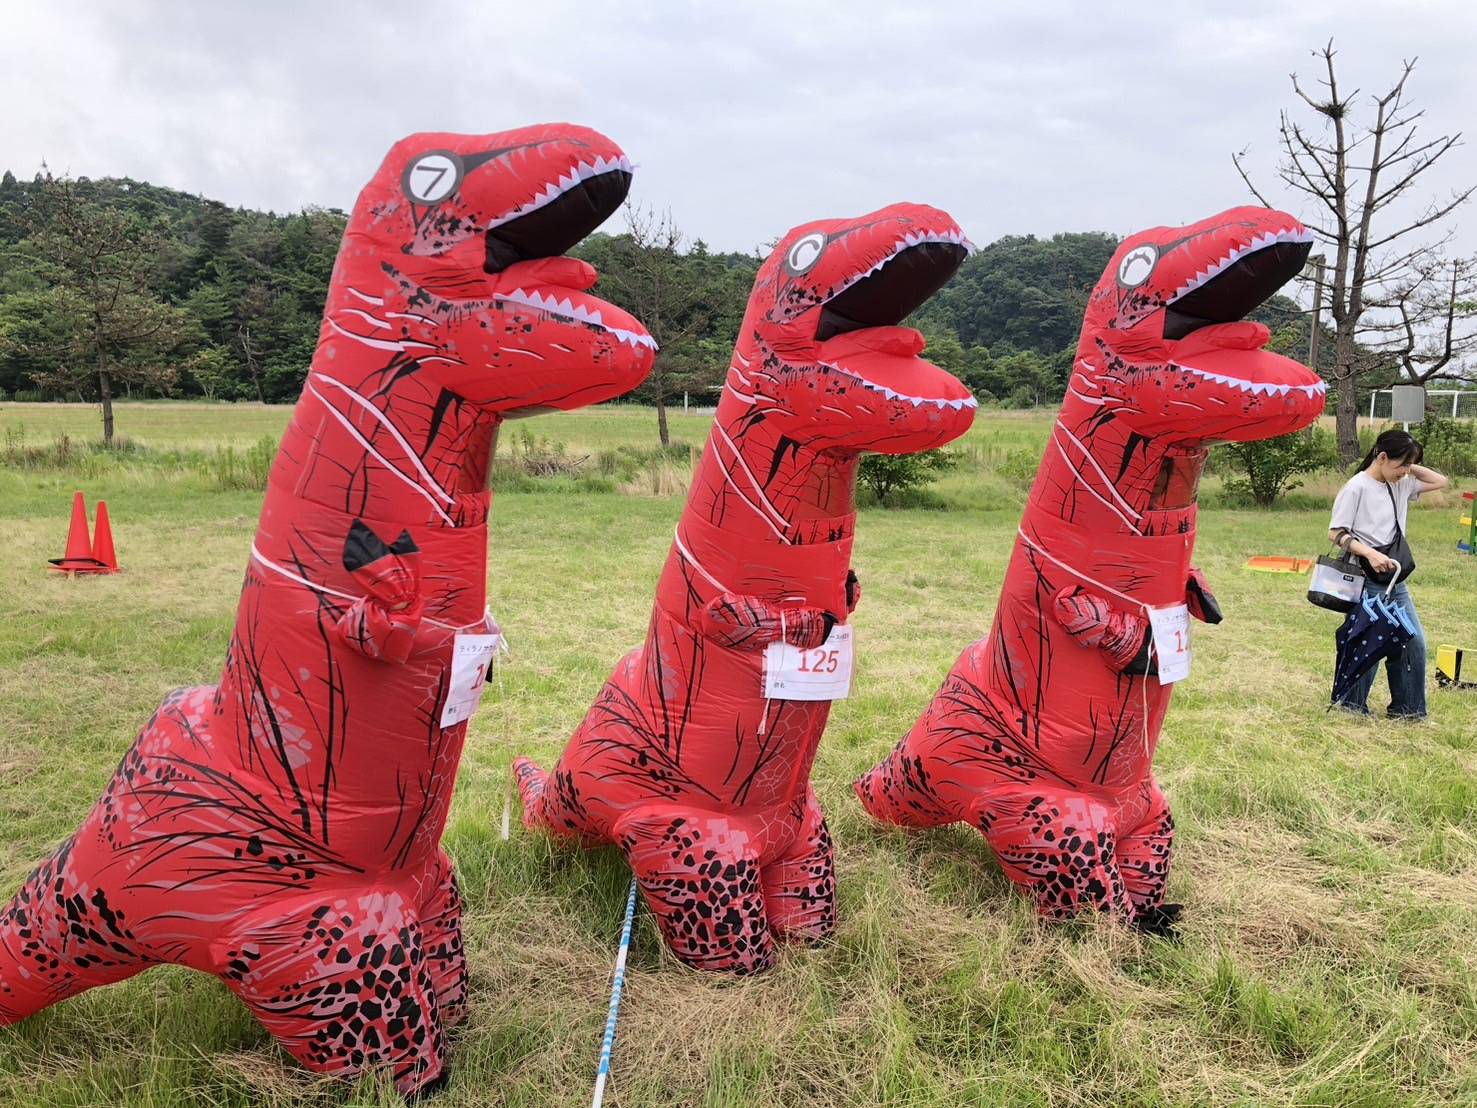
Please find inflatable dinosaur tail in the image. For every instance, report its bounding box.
[512,757,551,831]
[853,737,958,829]
[0,838,151,1023]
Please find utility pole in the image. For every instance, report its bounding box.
[1306,253,1325,375]
[1305,253,1326,439]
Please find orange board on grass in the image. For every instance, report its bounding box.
[1244,556,1315,574]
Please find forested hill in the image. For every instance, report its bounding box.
[0,169,1311,409]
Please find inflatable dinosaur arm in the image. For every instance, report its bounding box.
[1052,587,1149,673]
[334,521,425,664]
[698,593,838,652]
[1186,567,1222,624]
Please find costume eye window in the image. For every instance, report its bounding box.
[402,152,464,206]
[1117,244,1158,289]
[785,232,827,277]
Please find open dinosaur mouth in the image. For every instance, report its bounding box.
[816,233,972,342]
[483,156,634,273]
[474,154,656,352]
[1163,228,1313,341]
[810,230,978,411]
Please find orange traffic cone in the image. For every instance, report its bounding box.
[91,499,119,573]
[48,491,105,575]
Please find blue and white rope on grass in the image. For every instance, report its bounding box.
[591,876,640,1108]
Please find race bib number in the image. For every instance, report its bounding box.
[439,632,503,727]
[1148,604,1191,684]
[763,624,854,701]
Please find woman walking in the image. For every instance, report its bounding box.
[1328,429,1448,718]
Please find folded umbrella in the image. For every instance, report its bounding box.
[1330,583,1416,707]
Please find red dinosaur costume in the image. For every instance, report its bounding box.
[0,125,654,1095]
[855,207,1326,932]
[516,204,978,974]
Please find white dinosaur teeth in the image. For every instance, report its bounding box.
[485,154,635,230]
[1183,365,1327,399]
[608,327,659,350]
[848,374,977,409]
[823,228,975,303]
[498,288,655,349]
[1168,226,1315,302]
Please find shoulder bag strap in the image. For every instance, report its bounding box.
[1384,481,1403,544]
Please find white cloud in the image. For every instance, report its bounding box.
[3,0,1474,254]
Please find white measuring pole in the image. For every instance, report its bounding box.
[591,877,640,1108]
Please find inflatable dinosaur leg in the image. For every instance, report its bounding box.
[213,890,448,1096]
[761,790,836,943]
[971,786,1131,920]
[616,806,775,975]
[417,848,468,1028]
[0,838,154,1023]
[1115,781,1175,920]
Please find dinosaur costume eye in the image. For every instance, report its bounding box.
[402,151,464,205]
[785,232,827,276]
[1117,244,1159,289]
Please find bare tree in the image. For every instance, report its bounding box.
[1366,253,1477,387]
[1235,43,1474,462]
[596,203,724,446]
[21,170,187,444]
[236,281,276,404]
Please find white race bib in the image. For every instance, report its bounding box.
[1148,604,1191,684]
[439,632,503,727]
[763,624,854,701]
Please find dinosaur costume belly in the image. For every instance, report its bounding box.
[856,207,1327,929]
[519,203,979,973]
[0,124,654,1095]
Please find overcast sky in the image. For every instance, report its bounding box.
[5,1,1476,258]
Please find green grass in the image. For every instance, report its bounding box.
[1,402,1475,1107]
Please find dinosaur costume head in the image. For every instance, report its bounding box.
[1075,206,1325,444]
[739,203,977,455]
[332,124,656,413]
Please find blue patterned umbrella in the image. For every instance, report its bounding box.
[1330,587,1417,706]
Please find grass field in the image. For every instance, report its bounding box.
[1,401,1474,1108]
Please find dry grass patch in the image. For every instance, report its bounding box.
[2,403,1475,1106]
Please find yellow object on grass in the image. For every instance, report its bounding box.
[1244,556,1315,574]
[1436,645,1474,689]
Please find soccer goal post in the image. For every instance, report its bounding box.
[1367,388,1477,421]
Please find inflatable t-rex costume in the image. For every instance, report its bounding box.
[516,204,978,974]
[0,125,654,1094]
[855,207,1326,930]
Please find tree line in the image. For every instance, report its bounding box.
[0,169,1137,439]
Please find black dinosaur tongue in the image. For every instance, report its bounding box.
[484,171,632,273]
[816,241,967,341]
[1163,239,1310,341]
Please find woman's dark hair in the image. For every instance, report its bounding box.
[1356,428,1423,473]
